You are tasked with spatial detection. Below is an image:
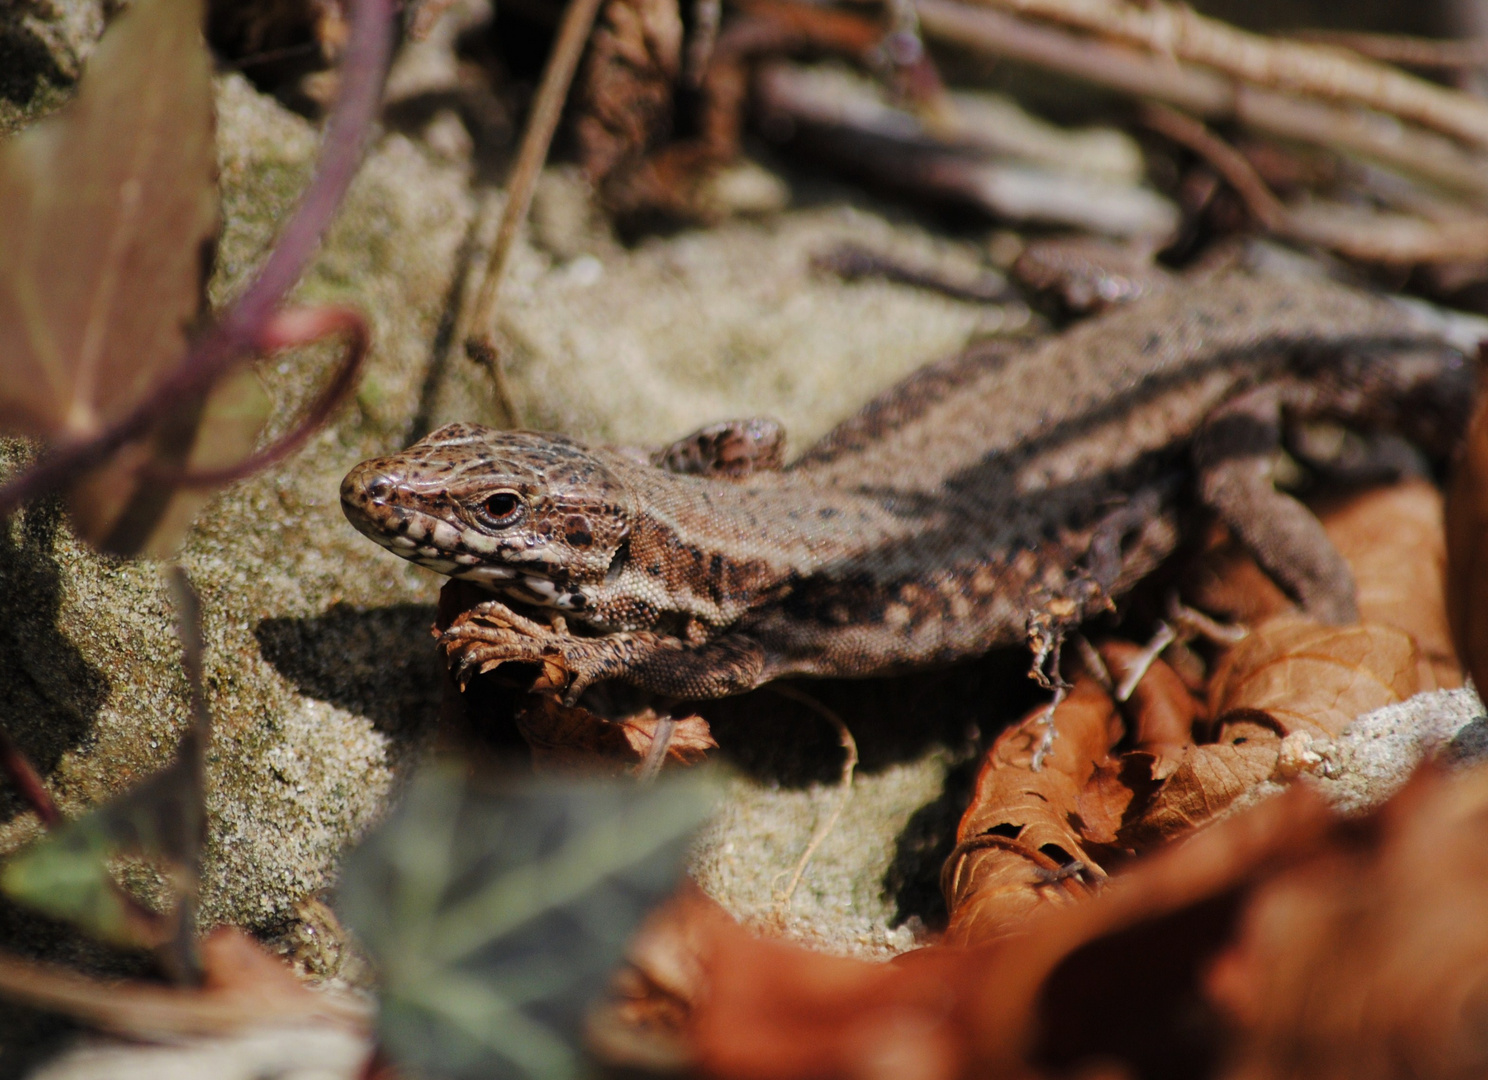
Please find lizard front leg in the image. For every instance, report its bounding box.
[1193,385,1358,624]
[440,599,767,702]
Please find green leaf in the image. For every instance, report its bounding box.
[0,821,131,944]
[337,761,718,1080]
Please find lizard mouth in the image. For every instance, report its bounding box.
[340,465,599,615]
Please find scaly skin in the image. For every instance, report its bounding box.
[341,267,1472,701]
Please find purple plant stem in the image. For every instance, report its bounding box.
[0,0,395,519]
[160,306,370,488]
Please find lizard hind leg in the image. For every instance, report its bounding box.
[652,418,787,478]
[1194,385,1358,625]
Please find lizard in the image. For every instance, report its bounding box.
[340,263,1475,704]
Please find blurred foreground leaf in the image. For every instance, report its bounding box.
[0,0,271,556]
[0,726,206,972]
[1,569,209,979]
[337,760,718,1080]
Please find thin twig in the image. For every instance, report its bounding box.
[1141,103,1289,231]
[0,0,394,521]
[1029,682,1067,772]
[462,0,608,422]
[1113,621,1176,702]
[812,242,1014,303]
[913,0,1488,204]
[0,725,60,827]
[971,0,1488,149]
[1072,633,1113,693]
[686,0,724,84]
[1143,102,1488,262]
[635,713,677,783]
[768,685,858,918]
[1289,29,1488,71]
[1167,593,1249,646]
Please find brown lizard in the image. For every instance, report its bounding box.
[341,265,1474,703]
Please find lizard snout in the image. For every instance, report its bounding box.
[339,460,408,542]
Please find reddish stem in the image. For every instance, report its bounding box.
[153,306,371,488]
[0,725,60,827]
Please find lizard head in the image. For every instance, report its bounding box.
[341,423,633,615]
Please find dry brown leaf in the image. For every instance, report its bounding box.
[1206,764,1488,1080]
[591,880,734,1071]
[517,696,716,775]
[942,677,1120,946]
[575,0,683,191]
[690,917,975,1080]
[677,762,1488,1080]
[1446,379,1488,696]
[1074,643,1207,847]
[0,927,369,1041]
[1119,714,1281,849]
[1100,639,1204,764]
[1318,479,1461,688]
[1186,480,1459,691]
[680,784,1341,1080]
[1208,615,1420,738]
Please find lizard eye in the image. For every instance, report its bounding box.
[480,491,523,526]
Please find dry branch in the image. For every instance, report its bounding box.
[970,0,1488,150]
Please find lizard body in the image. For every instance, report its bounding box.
[342,266,1473,701]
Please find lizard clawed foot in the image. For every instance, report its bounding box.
[440,599,771,702]
[440,600,647,704]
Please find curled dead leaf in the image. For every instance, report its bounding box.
[590,881,733,1071]
[1188,481,1459,690]
[942,678,1120,946]
[1317,480,1460,688]
[1208,615,1421,738]
[1099,639,1203,764]
[575,0,683,190]
[1206,764,1488,1080]
[1119,713,1281,850]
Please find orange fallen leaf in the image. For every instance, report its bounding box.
[517,696,716,775]
[1118,713,1281,849]
[1317,480,1461,688]
[1078,644,1203,847]
[1206,764,1488,1080]
[681,783,1342,1080]
[1100,639,1204,765]
[592,881,735,1071]
[1188,481,1459,689]
[942,677,1121,946]
[1208,615,1420,738]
